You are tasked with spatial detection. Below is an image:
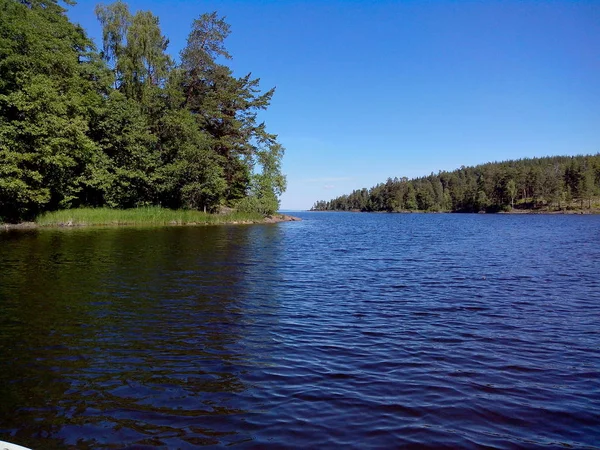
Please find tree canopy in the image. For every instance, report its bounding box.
[0,0,285,222]
[312,154,600,213]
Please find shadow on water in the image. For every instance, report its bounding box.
[0,225,284,448]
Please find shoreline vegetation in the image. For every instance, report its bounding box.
[312,154,600,214]
[1,207,300,231]
[310,207,600,215]
[0,1,286,225]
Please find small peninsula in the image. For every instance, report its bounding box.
[0,0,286,226]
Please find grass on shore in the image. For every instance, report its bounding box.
[35,207,265,227]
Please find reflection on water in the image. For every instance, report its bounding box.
[1,214,600,449]
[0,226,284,447]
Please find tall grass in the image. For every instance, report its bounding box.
[35,207,265,227]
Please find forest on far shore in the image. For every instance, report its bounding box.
[0,0,285,223]
[311,154,600,213]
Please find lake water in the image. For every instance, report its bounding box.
[0,212,599,449]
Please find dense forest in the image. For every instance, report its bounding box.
[312,154,600,213]
[0,0,285,223]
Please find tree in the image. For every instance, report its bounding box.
[87,91,159,207]
[0,0,104,221]
[541,164,562,209]
[0,0,287,221]
[95,0,130,84]
[312,154,599,214]
[416,181,435,211]
[506,179,517,209]
[580,165,596,209]
[244,142,286,215]
[180,12,285,209]
[96,3,172,105]
[122,10,171,104]
[475,189,490,212]
[154,108,226,211]
[526,166,543,207]
[473,173,489,212]
[404,184,417,210]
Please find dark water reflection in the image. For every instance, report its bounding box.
[0,226,284,448]
[1,213,599,448]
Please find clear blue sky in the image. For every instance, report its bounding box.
[67,0,600,210]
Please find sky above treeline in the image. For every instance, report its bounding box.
[67,0,600,210]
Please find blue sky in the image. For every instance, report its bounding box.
[67,0,600,210]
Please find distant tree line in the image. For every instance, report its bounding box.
[312,154,600,213]
[0,0,285,222]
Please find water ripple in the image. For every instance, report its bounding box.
[0,214,599,448]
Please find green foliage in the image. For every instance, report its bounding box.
[35,206,263,226]
[313,154,600,213]
[506,179,517,209]
[0,0,286,222]
[180,13,284,205]
[234,196,275,216]
[95,0,130,70]
[87,90,160,207]
[155,108,226,211]
[0,0,104,221]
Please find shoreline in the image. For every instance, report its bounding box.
[308,209,600,215]
[1,214,301,231]
[496,209,600,215]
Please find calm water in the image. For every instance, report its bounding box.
[1,212,599,449]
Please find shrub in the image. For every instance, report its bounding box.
[235,195,279,216]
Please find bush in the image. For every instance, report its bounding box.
[235,195,279,216]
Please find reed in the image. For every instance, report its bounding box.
[35,207,265,227]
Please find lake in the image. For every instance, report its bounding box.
[0,212,599,449]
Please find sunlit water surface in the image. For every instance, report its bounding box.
[0,212,599,449]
